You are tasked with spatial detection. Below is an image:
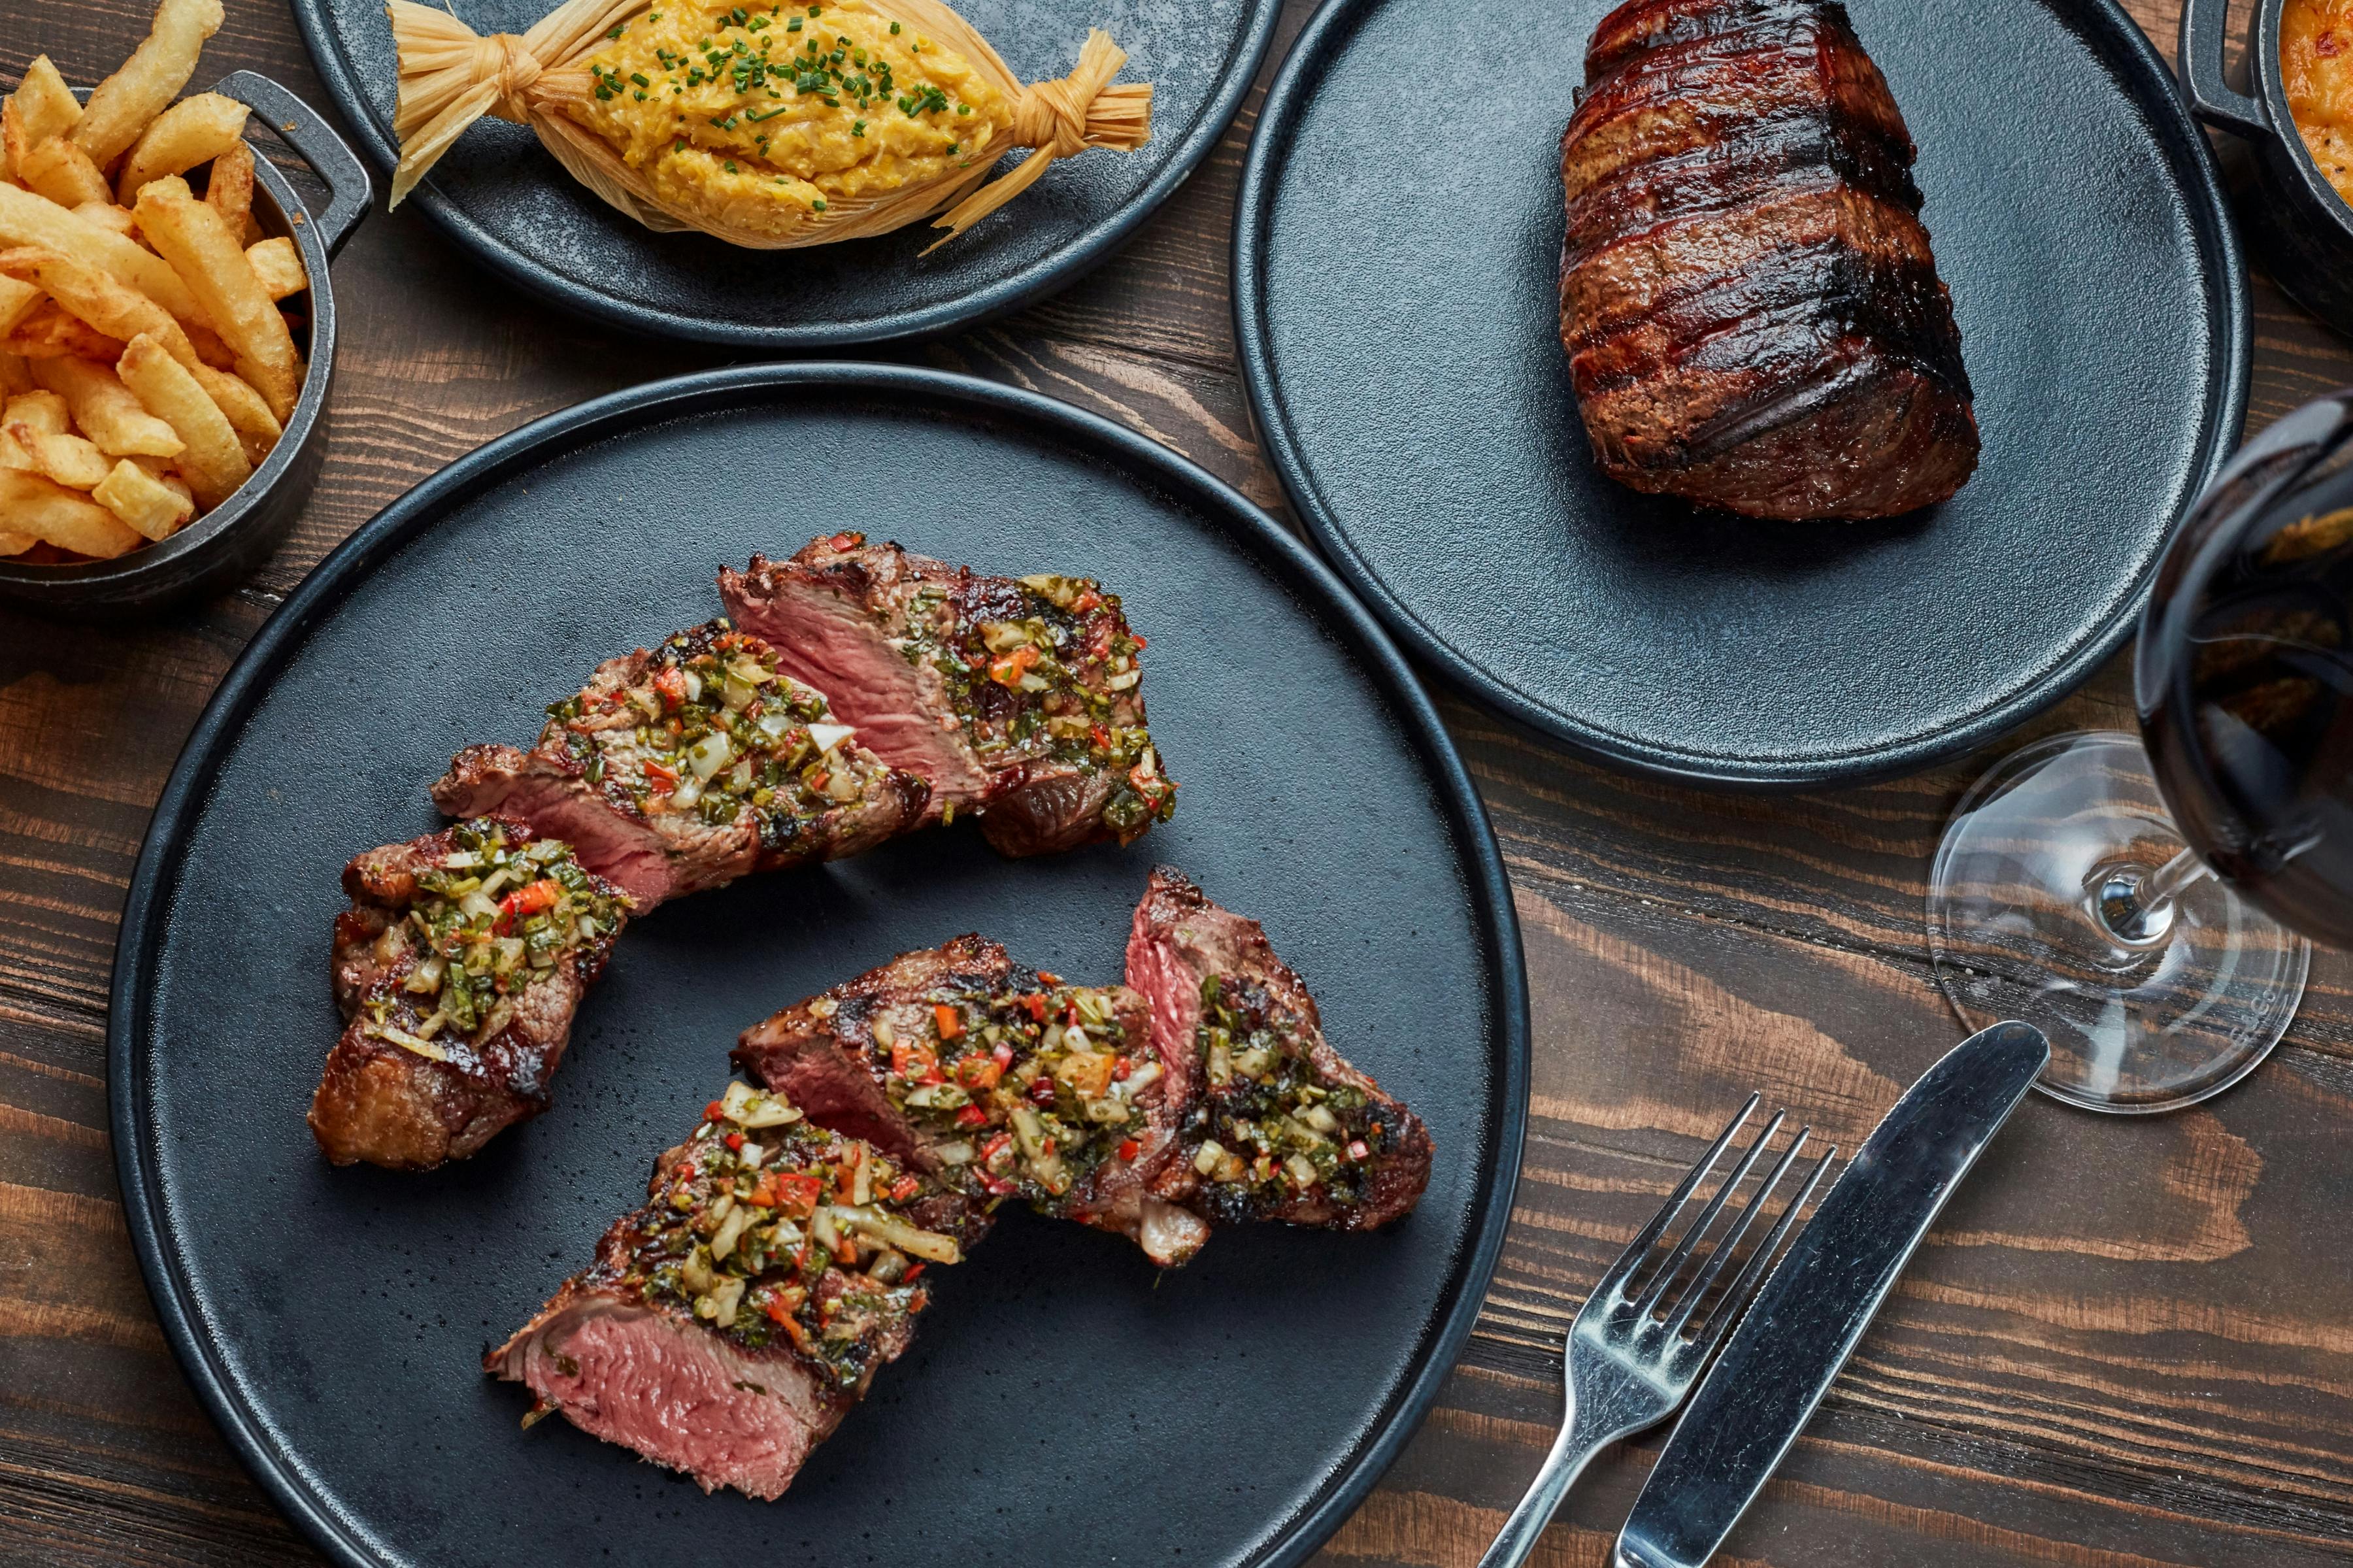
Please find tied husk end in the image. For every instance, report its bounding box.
[384,0,1153,249]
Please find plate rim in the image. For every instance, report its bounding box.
[1230,0,2252,790]
[286,0,1282,348]
[107,361,1532,1568]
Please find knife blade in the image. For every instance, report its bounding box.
[1612,1020,2049,1568]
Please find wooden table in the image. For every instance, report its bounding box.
[7,1,2353,1562]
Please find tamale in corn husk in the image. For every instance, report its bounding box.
[385,0,1150,250]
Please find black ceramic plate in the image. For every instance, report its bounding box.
[1234,0,2250,788]
[290,0,1278,346]
[111,365,1527,1568]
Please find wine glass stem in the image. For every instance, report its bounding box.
[2095,846,2214,946]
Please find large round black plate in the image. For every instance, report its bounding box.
[290,0,1278,346]
[111,365,1527,1568]
[1234,0,2250,787]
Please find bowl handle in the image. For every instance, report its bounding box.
[2178,0,2270,139]
[210,71,374,259]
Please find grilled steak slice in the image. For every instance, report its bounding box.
[432,621,929,910]
[718,533,1176,858]
[309,818,631,1169]
[488,1080,978,1499]
[1126,868,1432,1231]
[1559,0,1977,520]
[733,937,1207,1267]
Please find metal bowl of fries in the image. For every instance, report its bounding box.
[0,2,371,619]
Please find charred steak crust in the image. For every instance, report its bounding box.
[1558,0,1977,521]
[1126,867,1433,1231]
[431,620,929,910]
[488,1080,975,1500]
[309,818,632,1170]
[717,533,1177,858]
[733,936,1207,1267]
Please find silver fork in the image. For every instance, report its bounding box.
[1475,1095,1837,1568]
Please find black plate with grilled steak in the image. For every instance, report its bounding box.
[1234,0,2248,787]
[288,0,1277,346]
[110,365,1527,1568]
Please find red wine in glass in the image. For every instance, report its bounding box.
[1928,392,2353,1112]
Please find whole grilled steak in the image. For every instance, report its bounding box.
[309,818,631,1169]
[718,534,1176,857]
[1559,0,1977,520]
[488,1080,979,1499]
[733,936,1208,1267]
[1126,868,1432,1230]
[431,622,929,909]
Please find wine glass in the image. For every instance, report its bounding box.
[1929,390,2353,1112]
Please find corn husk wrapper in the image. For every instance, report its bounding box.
[385,0,1150,249]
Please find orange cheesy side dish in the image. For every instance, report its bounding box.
[2285,0,2353,206]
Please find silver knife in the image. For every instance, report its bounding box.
[1612,1020,2049,1568]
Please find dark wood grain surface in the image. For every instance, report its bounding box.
[5,0,2352,1563]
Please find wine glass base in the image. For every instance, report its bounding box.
[1929,731,2309,1114]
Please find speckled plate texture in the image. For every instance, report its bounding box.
[1235,0,2250,788]
[110,366,1528,1568]
[292,0,1278,344]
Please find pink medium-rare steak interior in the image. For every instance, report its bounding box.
[719,534,1177,856]
[492,1289,837,1501]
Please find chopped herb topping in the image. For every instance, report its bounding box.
[543,622,885,852]
[357,819,629,1063]
[607,1082,957,1384]
[1186,975,1391,1222]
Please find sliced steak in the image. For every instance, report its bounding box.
[488,1080,978,1499]
[733,937,1207,1267]
[1126,867,1433,1231]
[309,818,631,1169]
[431,621,929,910]
[718,533,1176,858]
[1558,0,1977,520]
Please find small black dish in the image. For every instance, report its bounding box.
[2181,0,2353,336]
[0,71,370,621]
[1235,0,2249,788]
[288,0,1281,348]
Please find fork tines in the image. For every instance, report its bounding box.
[1610,1094,1836,1345]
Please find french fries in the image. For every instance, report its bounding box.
[10,423,115,488]
[72,0,224,169]
[0,467,142,557]
[7,59,80,149]
[3,299,125,361]
[0,244,201,369]
[135,176,297,422]
[5,389,66,435]
[204,138,252,233]
[192,361,280,463]
[117,332,245,506]
[93,454,193,539]
[33,354,183,458]
[244,235,305,301]
[18,136,110,209]
[0,182,210,325]
[118,92,248,202]
[0,0,309,565]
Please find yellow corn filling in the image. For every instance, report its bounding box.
[571,0,1009,235]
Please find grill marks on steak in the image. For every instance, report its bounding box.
[733,936,1207,1267]
[1126,868,1433,1232]
[718,534,1176,858]
[431,622,929,910]
[309,818,631,1170]
[1559,0,1977,520]
[488,1082,975,1499]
